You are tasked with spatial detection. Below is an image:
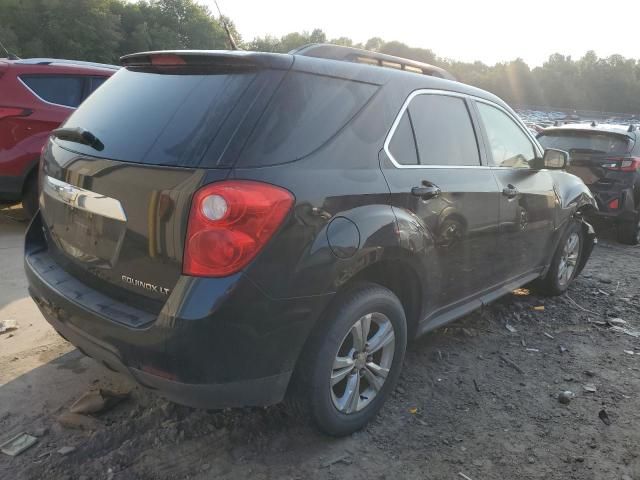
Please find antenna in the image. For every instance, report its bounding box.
[0,38,20,60]
[214,1,239,50]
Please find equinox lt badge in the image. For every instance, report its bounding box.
[121,275,170,295]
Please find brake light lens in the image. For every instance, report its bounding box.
[620,158,640,171]
[183,181,294,277]
[608,198,620,210]
[603,157,640,172]
[0,106,31,119]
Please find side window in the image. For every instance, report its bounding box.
[87,77,107,95]
[477,102,536,168]
[20,75,84,108]
[388,111,418,165]
[408,94,480,166]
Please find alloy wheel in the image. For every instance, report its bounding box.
[557,232,580,286]
[330,312,395,414]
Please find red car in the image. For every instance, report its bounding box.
[0,57,117,215]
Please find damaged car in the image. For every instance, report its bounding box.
[25,44,597,436]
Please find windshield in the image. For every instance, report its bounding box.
[538,131,632,155]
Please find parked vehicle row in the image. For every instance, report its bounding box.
[22,45,598,435]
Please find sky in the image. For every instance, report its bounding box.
[204,0,640,67]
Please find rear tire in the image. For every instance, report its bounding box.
[300,283,407,436]
[22,174,39,218]
[537,220,584,296]
[617,214,640,245]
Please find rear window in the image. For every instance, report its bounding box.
[237,71,377,167]
[56,68,264,166]
[538,131,632,155]
[21,75,84,108]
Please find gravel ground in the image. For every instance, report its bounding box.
[1,206,639,480]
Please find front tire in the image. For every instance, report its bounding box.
[537,220,584,296]
[303,283,407,436]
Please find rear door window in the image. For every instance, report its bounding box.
[20,75,84,108]
[237,72,377,167]
[407,94,481,166]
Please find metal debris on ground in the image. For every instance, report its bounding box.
[69,388,130,415]
[0,432,37,456]
[565,295,598,315]
[543,332,554,339]
[526,348,540,352]
[0,319,17,335]
[57,446,76,456]
[499,354,524,374]
[598,409,612,425]
[583,384,597,393]
[505,323,517,333]
[623,350,634,355]
[610,325,640,338]
[607,318,627,325]
[558,391,574,405]
[533,306,545,311]
[458,472,474,480]
[321,454,352,468]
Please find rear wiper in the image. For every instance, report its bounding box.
[51,127,104,151]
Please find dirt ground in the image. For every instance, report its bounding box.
[1,204,639,480]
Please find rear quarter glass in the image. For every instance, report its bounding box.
[236,71,378,167]
[54,68,267,167]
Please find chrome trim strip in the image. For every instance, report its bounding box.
[43,176,127,222]
[17,77,76,110]
[382,89,541,169]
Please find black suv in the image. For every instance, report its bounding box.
[25,45,597,436]
[538,123,640,244]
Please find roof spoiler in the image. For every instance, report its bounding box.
[120,50,293,70]
[290,43,456,81]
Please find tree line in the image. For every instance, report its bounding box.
[2,0,639,114]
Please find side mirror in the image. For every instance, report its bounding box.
[540,148,568,169]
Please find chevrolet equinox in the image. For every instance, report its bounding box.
[25,44,597,436]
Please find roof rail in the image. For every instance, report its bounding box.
[290,43,456,81]
[14,58,119,70]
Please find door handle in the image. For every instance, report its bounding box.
[502,184,518,199]
[411,182,441,200]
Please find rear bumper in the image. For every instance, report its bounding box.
[589,185,637,222]
[25,213,332,409]
[35,302,290,408]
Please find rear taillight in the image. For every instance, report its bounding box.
[608,198,620,210]
[183,181,294,277]
[603,157,640,172]
[0,106,31,119]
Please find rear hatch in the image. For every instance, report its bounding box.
[39,52,292,312]
[538,129,635,185]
